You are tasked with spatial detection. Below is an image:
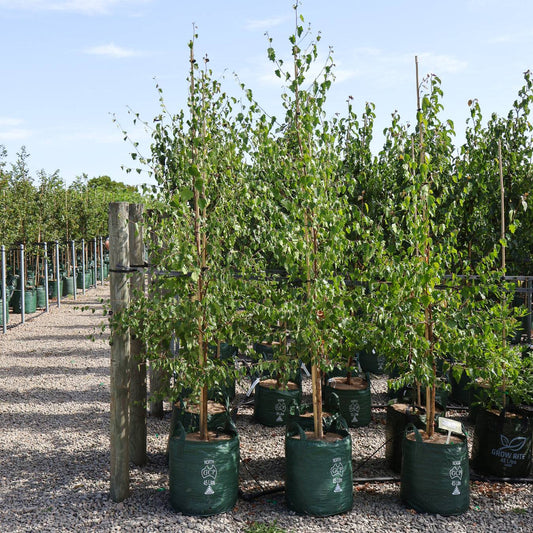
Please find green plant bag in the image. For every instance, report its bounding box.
[401,424,470,516]
[287,402,340,433]
[62,276,74,296]
[0,300,8,325]
[450,369,473,406]
[168,400,230,436]
[253,381,301,426]
[36,285,46,308]
[11,288,36,314]
[323,373,371,428]
[357,349,386,375]
[471,408,532,478]
[385,402,425,473]
[168,420,240,516]
[48,280,62,299]
[285,420,353,516]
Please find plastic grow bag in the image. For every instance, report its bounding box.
[357,348,386,375]
[471,408,532,478]
[285,420,353,516]
[253,380,301,426]
[323,374,371,428]
[168,400,230,436]
[385,403,425,473]
[401,424,470,516]
[168,420,240,516]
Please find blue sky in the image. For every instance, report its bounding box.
[1,0,532,188]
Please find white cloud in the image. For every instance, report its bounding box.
[245,16,289,31]
[0,128,32,141]
[84,42,141,58]
[347,48,467,88]
[0,118,24,127]
[489,30,533,44]
[0,0,152,15]
[417,53,468,75]
[0,117,32,140]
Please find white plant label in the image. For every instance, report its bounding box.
[438,417,463,434]
[275,398,286,422]
[438,417,462,443]
[201,459,217,495]
[301,362,311,376]
[330,456,344,493]
[491,434,527,469]
[349,399,360,423]
[449,461,463,496]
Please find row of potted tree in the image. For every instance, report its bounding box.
[115,6,532,518]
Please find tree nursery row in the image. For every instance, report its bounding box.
[0,238,109,329]
[109,6,533,518]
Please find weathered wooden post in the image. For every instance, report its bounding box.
[109,202,131,502]
[128,203,147,466]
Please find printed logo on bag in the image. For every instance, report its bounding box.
[330,457,344,493]
[449,461,463,496]
[201,460,217,495]
[349,400,360,423]
[275,399,287,422]
[491,434,527,468]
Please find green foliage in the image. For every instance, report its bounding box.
[246,13,351,373]
[117,36,258,434]
[455,71,533,274]
[0,145,143,246]
[113,9,533,441]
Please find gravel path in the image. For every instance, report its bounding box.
[0,283,531,532]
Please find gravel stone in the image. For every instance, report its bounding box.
[0,282,531,532]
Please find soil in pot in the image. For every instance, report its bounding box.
[324,375,371,428]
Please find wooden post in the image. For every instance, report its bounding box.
[109,202,131,502]
[128,203,147,466]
